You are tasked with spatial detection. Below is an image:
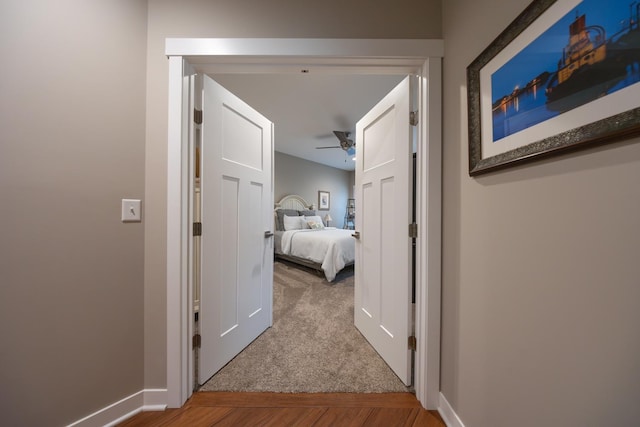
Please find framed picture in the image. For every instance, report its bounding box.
[467,0,640,176]
[318,191,330,210]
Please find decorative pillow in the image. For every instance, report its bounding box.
[298,209,316,217]
[304,215,325,229]
[306,220,325,230]
[283,214,305,231]
[276,209,299,231]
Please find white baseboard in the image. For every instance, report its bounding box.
[142,388,169,412]
[67,389,167,427]
[438,392,465,427]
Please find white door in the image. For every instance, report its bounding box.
[199,75,274,384]
[354,76,413,385]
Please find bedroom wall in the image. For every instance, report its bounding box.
[441,0,640,426]
[0,1,148,425]
[275,152,352,229]
[145,0,443,388]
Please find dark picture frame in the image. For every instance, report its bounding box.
[318,191,330,210]
[467,0,640,176]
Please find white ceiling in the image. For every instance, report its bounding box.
[210,73,404,171]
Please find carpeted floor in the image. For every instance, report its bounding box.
[199,260,409,393]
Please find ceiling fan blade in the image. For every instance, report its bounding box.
[316,146,342,149]
[314,132,336,139]
[332,130,355,151]
[333,131,351,143]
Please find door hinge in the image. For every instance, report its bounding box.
[193,222,202,236]
[193,334,201,349]
[409,223,418,238]
[194,109,203,125]
[408,335,417,351]
[410,110,419,126]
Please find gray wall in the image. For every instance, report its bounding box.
[0,0,148,425]
[145,0,443,388]
[442,1,640,426]
[275,152,352,229]
[7,1,636,425]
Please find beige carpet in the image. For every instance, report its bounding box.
[199,260,409,393]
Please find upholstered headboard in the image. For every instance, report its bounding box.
[274,195,316,231]
[275,194,314,211]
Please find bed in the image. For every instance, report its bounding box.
[274,194,355,282]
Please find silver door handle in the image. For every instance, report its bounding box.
[351,231,360,239]
[264,231,274,238]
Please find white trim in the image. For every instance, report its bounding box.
[67,389,167,427]
[438,392,466,427]
[142,388,170,412]
[166,38,444,58]
[166,38,443,409]
[167,56,189,408]
[185,62,198,402]
[414,57,443,409]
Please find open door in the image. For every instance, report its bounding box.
[198,75,274,384]
[354,75,413,385]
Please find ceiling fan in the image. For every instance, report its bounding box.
[316,131,356,155]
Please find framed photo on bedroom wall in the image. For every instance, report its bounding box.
[318,191,330,210]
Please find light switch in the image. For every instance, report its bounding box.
[121,199,142,222]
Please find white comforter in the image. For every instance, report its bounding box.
[280,228,355,282]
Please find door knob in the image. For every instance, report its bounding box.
[351,231,360,239]
[264,231,274,238]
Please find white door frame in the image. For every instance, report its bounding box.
[165,38,443,409]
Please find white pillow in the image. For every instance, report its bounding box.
[305,215,325,229]
[283,214,304,231]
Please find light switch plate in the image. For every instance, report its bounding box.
[121,199,142,222]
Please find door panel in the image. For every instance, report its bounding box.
[199,75,273,384]
[222,105,264,169]
[220,176,239,336]
[354,76,412,385]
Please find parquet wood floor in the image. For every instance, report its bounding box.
[118,392,445,426]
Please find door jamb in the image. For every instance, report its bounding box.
[166,38,443,409]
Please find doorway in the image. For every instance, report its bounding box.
[166,38,443,409]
